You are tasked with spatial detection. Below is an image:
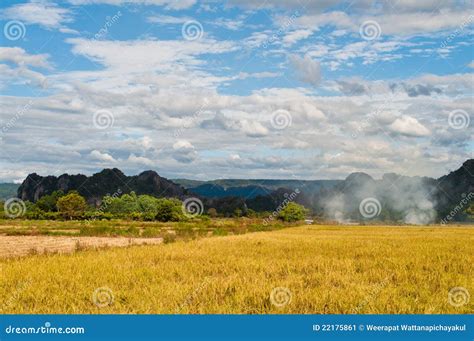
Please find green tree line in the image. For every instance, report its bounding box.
[0,191,308,223]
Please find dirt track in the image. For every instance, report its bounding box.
[0,236,163,258]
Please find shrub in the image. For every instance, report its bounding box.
[43,211,61,220]
[137,195,159,215]
[83,211,114,221]
[57,193,87,220]
[102,192,139,215]
[128,212,143,221]
[35,190,64,212]
[155,198,184,222]
[278,202,307,222]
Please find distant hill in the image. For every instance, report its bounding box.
[173,178,340,191]
[0,183,19,200]
[319,160,473,224]
[17,168,186,205]
[173,179,340,200]
[12,159,474,222]
[189,184,271,199]
[435,159,474,219]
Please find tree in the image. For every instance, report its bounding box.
[278,202,307,222]
[102,192,139,215]
[137,195,159,215]
[155,198,184,222]
[35,190,64,212]
[57,193,87,219]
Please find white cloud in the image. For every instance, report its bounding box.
[0,80,471,181]
[0,47,51,69]
[1,1,73,30]
[0,48,50,89]
[389,115,431,137]
[235,1,473,36]
[211,18,245,31]
[294,11,354,31]
[146,15,191,25]
[366,11,473,36]
[282,29,314,46]
[201,112,269,138]
[66,37,236,74]
[127,154,155,166]
[230,154,241,161]
[67,0,196,9]
[240,120,268,137]
[243,31,270,48]
[289,54,321,86]
[172,140,197,163]
[0,2,471,182]
[237,71,280,79]
[90,150,116,162]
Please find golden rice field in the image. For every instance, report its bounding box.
[0,225,473,314]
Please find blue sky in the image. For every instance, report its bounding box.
[0,0,472,182]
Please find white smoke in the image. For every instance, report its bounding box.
[323,174,437,225]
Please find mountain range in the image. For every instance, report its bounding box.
[2,159,472,223]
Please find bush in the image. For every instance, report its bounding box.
[278,202,307,222]
[102,192,139,215]
[57,193,87,220]
[35,190,64,212]
[83,211,114,221]
[137,195,159,215]
[156,198,185,222]
[100,193,185,222]
[43,211,61,220]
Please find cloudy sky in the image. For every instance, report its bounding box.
[0,0,472,183]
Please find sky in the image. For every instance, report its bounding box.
[0,0,472,183]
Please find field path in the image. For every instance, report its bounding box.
[0,236,163,258]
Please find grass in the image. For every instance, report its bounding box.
[0,218,290,240]
[0,225,473,314]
